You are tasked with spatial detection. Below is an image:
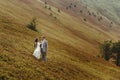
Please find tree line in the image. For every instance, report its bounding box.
[101,40,120,66]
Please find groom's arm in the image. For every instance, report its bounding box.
[46,41,48,52]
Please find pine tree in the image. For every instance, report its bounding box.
[112,41,120,66]
[27,18,37,31]
[101,41,112,61]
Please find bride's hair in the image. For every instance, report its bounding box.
[35,38,39,42]
[34,38,39,48]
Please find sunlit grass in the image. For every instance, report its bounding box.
[0,0,120,80]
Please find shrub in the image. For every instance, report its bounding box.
[98,18,101,21]
[98,16,103,21]
[49,7,51,10]
[27,18,37,31]
[54,16,57,19]
[45,2,47,4]
[88,12,91,15]
[100,40,120,66]
[69,5,72,8]
[92,12,96,17]
[111,22,113,24]
[74,5,76,7]
[101,41,112,61]
[44,5,47,8]
[58,9,60,13]
[50,13,53,16]
[94,14,96,17]
[100,16,103,20]
[112,41,120,66]
[80,10,83,13]
[84,18,86,21]
[66,7,68,10]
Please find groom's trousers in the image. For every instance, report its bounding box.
[41,49,47,61]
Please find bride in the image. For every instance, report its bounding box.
[33,38,41,59]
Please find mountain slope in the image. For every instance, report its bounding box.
[82,0,120,25]
[0,0,120,80]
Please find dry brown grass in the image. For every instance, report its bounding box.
[0,0,120,80]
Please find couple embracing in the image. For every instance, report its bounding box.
[33,36,48,61]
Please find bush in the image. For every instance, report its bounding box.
[50,13,53,16]
[100,16,103,20]
[27,18,37,31]
[80,10,83,13]
[74,5,76,7]
[44,5,47,8]
[58,9,60,13]
[88,12,91,16]
[112,41,120,66]
[69,5,72,8]
[101,41,112,61]
[54,16,57,19]
[84,18,86,21]
[101,40,120,66]
[98,18,101,21]
[111,22,113,24]
[98,16,103,21]
[45,2,47,4]
[49,7,51,10]
[92,12,96,17]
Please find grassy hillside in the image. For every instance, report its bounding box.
[47,0,120,39]
[0,0,120,80]
[81,0,120,25]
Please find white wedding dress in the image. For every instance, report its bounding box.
[33,42,41,59]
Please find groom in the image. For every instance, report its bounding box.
[41,36,48,61]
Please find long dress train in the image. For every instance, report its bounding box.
[33,42,41,59]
